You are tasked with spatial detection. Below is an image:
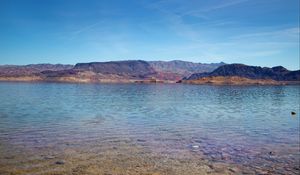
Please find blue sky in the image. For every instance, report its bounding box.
[0,0,299,70]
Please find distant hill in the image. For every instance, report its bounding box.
[182,64,300,85]
[0,64,73,77]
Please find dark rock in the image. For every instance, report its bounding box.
[291,112,296,115]
[4,156,15,159]
[137,139,146,142]
[55,160,65,165]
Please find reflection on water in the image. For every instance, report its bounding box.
[0,82,299,174]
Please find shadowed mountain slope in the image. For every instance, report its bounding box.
[184,64,300,83]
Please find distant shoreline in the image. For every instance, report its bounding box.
[0,77,299,85]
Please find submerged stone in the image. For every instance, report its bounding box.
[55,160,65,165]
[137,139,146,142]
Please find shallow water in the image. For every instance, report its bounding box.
[0,82,299,175]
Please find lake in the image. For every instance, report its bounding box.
[0,82,299,175]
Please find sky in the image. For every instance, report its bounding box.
[0,0,299,70]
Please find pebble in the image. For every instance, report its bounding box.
[55,160,65,165]
[291,111,296,115]
[192,145,199,148]
[228,167,238,173]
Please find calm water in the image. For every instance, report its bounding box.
[0,82,299,175]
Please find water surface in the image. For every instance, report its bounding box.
[0,82,299,174]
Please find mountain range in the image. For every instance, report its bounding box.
[0,60,299,84]
[0,60,224,83]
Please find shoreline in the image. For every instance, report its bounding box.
[179,76,300,85]
[0,76,299,85]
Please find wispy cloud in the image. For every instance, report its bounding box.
[201,0,250,12]
[146,0,250,20]
[72,21,102,35]
[141,1,203,41]
[59,21,105,41]
[141,0,250,42]
[231,27,300,41]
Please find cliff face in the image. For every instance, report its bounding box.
[149,60,225,79]
[73,60,156,78]
[185,64,300,82]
